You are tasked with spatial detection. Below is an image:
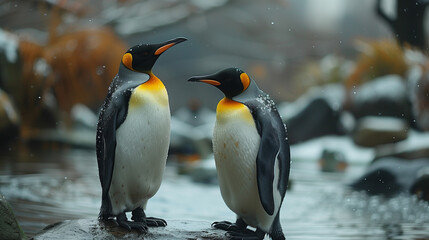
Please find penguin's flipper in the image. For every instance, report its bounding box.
[254,111,279,216]
[97,88,131,216]
[97,101,120,215]
[245,99,288,216]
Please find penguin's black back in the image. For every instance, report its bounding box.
[96,66,149,218]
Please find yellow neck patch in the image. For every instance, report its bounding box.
[130,73,168,108]
[140,73,166,91]
[216,97,254,124]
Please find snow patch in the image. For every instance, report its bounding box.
[0,29,19,63]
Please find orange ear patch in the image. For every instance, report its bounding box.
[240,73,250,91]
[155,43,175,56]
[122,53,134,70]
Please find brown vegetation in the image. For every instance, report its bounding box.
[13,5,127,139]
[345,39,408,90]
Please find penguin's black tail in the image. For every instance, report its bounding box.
[269,213,285,240]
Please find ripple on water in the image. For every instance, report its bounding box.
[0,150,429,239]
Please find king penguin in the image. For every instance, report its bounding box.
[188,68,290,240]
[96,37,187,231]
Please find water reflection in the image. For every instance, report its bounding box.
[1,145,428,239]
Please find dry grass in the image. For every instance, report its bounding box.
[345,39,408,90]
[15,6,127,139]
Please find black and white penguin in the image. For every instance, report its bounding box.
[188,68,290,240]
[96,37,187,231]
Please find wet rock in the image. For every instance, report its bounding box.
[0,88,19,142]
[70,104,98,130]
[170,103,215,160]
[374,131,429,160]
[349,75,412,123]
[176,157,218,184]
[284,97,346,144]
[318,148,348,172]
[408,65,429,131]
[352,116,408,147]
[0,194,26,240]
[349,157,429,201]
[280,84,352,144]
[33,219,224,240]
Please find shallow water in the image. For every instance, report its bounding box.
[0,146,429,239]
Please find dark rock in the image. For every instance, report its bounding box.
[70,104,98,131]
[410,167,429,201]
[0,88,19,142]
[349,157,429,201]
[349,75,412,123]
[33,219,224,240]
[318,148,348,172]
[285,97,339,144]
[408,65,429,131]
[0,194,26,240]
[352,116,408,147]
[374,132,429,160]
[282,85,349,144]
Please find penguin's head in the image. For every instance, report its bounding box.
[188,68,251,99]
[121,37,187,73]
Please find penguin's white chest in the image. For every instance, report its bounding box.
[109,82,170,214]
[213,98,275,231]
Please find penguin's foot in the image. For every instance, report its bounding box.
[131,208,167,227]
[117,213,148,232]
[212,221,238,231]
[225,229,265,240]
[212,219,247,232]
[145,217,167,227]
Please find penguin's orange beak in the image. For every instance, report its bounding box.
[188,77,221,86]
[154,37,187,56]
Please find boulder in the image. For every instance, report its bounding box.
[0,88,19,142]
[280,84,353,144]
[0,194,25,240]
[349,75,412,123]
[349,157,429,201]
[352,116,408,147]
[33,219,224,240]
[318,148,348,172]
[374,131,429,160]
[351,75,413,122]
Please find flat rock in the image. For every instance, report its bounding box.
[353,116,408,147]
[33,219,225,240]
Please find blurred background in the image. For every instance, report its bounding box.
[1,0,429,239]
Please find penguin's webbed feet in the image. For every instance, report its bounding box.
[131,207,167,227]
[212,218,247,232]
[117,212,148,232]
[225,229,265,240]
[212,220,265,240]
[212,221,240,231]
[145,217,168,227]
